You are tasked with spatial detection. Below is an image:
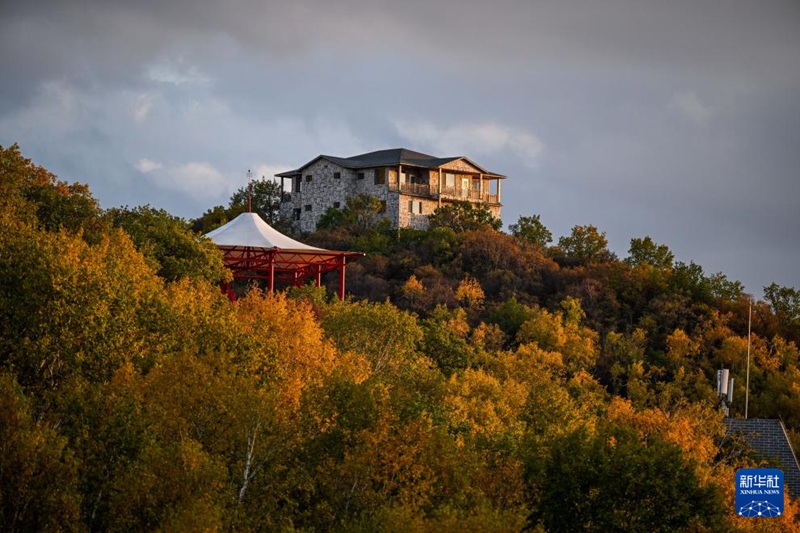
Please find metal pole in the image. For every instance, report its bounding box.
[745,299,752,419]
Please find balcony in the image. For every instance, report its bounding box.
[398,182,430,196]
[391,182,500,204]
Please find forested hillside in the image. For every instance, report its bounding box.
[2,144,799,531]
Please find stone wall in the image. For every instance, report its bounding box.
[397,195,440,229]
[280,160,390,233]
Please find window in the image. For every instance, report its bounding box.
[417,201,423,214]
[305,174,312,182]
[357,172,365,180]
[304,204,312,212]
[333,172,341,179]
[408,200,414,213]
[293,176,301,193]
[445,173,456,188]
[408,201,422,214]
[374,168,386,185]
[292,208,301,220]
[333,202,341,209]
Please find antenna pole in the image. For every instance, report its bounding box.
[247,169,252,213]
[745,299,752,419]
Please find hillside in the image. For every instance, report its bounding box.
[2,144,799,531]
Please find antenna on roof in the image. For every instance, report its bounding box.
[247,169,253,213]
[717,368,734,417]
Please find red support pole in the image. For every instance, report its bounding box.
[268,251,275,294]
[338,256,346,301]
[316,265,322,288]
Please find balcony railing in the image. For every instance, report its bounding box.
[398,182,431,196]
[387,183,501,204]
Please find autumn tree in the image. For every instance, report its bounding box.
[0,373,82,531]
[1,143,105,238]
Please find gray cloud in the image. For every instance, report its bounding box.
[1,0,799,295]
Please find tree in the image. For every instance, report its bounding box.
[557,225,612,265]
[0,373,82,531]
[429,201,502,233]
[707,272,744,301]
[422,306,473,376]
[107,205,228,283]
[763,282,800,324]
[508,214,552,248]
[670,261,712,302]
[528,424,724,532]
[626,236,674,269]
[228,176,284,225]
[321,300,424,374]
[316,194,391,236]
[1,143,105,238]
[192,176,286,233]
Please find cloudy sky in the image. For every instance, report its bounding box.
[2,0,799,296]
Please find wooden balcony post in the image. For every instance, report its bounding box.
[438,168,442,207]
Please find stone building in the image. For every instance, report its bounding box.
[276,148,505,232]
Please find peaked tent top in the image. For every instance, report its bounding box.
[204,212,325,252]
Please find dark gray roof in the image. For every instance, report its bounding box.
[275,148,505,178]
[725,418,800,498]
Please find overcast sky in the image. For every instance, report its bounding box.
[2,0,799,297]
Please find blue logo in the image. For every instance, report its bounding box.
[735,468,783,517]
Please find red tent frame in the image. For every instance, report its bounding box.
[217,245,364,301]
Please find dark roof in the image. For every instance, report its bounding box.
[275,148,505,178]
[725,418,800,498]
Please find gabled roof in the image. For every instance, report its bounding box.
[275,148,505,178]
[726,418,800,498]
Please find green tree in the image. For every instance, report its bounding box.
[626,236,674,269]
[322,300,424,374]
[557,225,612,265]
[107,205,228,283]
[229,176,284,225]
[192,176,286,233]
[317,194,390,235]
[763,282,800,324]
[707,272,745,301]
[670,261,712,302]
[509,214,552,248]
[429,201,502,233]
[529,424,724,532]
[422,306,473,376]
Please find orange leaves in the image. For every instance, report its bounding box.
[445,368,528,439]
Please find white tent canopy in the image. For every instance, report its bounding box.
[204,212,324,251]
[203,212,363,299]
